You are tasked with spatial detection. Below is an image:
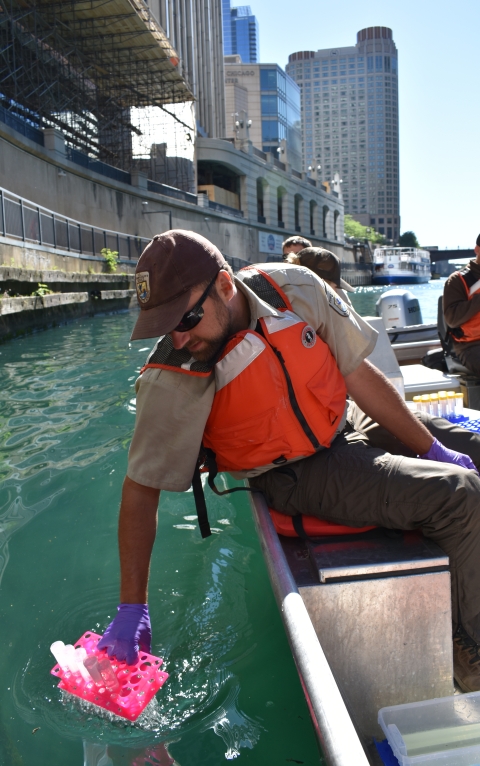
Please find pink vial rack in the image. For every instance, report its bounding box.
[50,631,169,721]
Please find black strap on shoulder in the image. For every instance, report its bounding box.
[192,458,212,538]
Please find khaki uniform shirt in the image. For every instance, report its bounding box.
[127,263,378,491]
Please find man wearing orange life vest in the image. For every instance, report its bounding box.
[443,234,480,376]
[99,230,480,694]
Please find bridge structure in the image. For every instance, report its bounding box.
[426,248,474,263]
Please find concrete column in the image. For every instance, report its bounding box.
[43,128,66,156]
[262,182,274,226]
[131,170,149,190]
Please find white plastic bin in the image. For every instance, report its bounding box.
[379,692,480,765]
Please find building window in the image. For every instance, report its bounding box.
[261,95,278,115]
[262,120,281,141]
[260,69,277,90]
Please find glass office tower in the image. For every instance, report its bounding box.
[260,66,301,170]
[222,0,259,63]
[286,27,399,241]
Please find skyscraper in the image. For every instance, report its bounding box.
[286,27,399,242]
[223,1,259,63]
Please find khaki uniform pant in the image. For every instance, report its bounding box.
[250,402,480,643]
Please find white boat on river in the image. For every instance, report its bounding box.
[372,247,432,285]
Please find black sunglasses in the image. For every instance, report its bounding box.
[173,274,218,333]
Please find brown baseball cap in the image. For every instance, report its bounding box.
[296,247,355,292]
[130,230,226,341]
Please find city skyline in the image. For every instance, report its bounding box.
[245,0,480,250]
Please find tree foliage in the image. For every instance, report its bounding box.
[344,214,385,244]
[398,231,420,248]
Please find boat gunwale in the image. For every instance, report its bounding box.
[248,490,370,766]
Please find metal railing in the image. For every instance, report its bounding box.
[207,199,244,219]
[253,146,267,161]
[0,187,150,261]
[0,104,44,146]
[147,180,198,205]
[66,147,131,185]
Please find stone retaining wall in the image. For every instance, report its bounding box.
[0,266,137,341]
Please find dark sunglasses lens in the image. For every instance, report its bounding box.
[174,307,204,333]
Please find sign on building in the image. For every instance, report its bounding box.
[258,232,284,255]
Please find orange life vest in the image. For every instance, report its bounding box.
[141,268,347,474]
[452,268,480,343]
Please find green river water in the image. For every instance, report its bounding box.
[0,312,323,766]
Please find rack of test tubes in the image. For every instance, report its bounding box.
[50,632,168,721]
[412,390,464,419]
[412,390,480,433]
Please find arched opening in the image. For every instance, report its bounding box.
[257,177,267,223]
[322,205,329,238]
[197,160,242,211]
[310,200,317,236]
[277,186,286,228]
[294,194,303,232]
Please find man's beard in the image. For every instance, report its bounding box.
[188,298,234,363]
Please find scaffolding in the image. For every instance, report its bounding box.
[0,0,196,191]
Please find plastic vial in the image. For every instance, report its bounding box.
[50,641,70,673]
[421,394,431,414]
[429,393,439,417]
[447,391,456,416]
[74,647,91,682]
[455,392,464,415]
[438,391,448,418]
[83,655,105,687]
[64,644,81,675]
[412,395,422,411]
[98,658,120,692]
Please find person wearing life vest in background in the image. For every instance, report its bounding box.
[443,234,480,376]
[99,230,480,694]
[283,246,355,307]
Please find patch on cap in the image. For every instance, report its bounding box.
[136,271,150,304]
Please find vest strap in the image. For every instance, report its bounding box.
[192,458,212,538]
[204,447,263,497]
[292,514,309,540]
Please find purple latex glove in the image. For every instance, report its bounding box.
[420,438,478,472]
[97,604,151,665]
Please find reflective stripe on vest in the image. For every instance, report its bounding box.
[202,311,347,473]
[455,269,480,343]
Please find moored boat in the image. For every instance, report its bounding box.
[372,247,431,285]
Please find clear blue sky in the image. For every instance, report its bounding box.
[249,0,480,249]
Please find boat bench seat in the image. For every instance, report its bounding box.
[278,522,454,742]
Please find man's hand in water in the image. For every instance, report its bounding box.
[420,438,478,472]
[98,604,151,665]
